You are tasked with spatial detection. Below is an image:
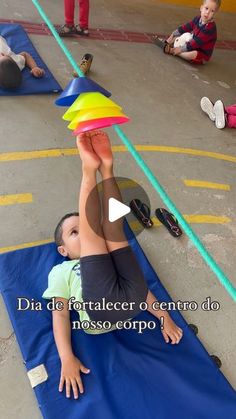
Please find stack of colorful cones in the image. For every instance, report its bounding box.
[55,78,129,135]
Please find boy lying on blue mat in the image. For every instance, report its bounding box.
[0,35,44,89]
[43,130,183,399]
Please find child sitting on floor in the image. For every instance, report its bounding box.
[0,35,45,89]
[155,0,220,64]
[43,130,183,399]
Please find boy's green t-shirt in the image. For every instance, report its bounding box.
[42,259,116,335]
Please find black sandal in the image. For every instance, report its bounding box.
[153,37,174,54]
[155,208,182,237]
[153,36,167,48]
[130,199,153,228]
[58,24,76,37]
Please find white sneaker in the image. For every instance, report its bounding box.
[200,97,215,121]
[214,100,225,129]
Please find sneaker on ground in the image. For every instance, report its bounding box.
[76,26,89,36]
[58,24,76,37]
[214,100,225,129]
[200,97,215,121]
[73,53,93,77]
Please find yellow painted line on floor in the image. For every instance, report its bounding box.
[156,0,236,13]
[183,214,230,224]
[0,214,230,254]
[0,239,53,254]
[117,180,138,189]
[98,179,138,192]
[130,218,161,230]
[134,145,236,163]
[131,214,230,230]
[0,148,78,162]
[153,214,230,225]
[0,193,33,206]
[1,145,236,164]
[184,179,231,191]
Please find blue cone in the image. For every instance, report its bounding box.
[55,77,111,106]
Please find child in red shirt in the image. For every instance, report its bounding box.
[163,0,221,64]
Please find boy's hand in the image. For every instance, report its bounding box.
[77,132,101,170]
[173,47,182,56]
[166,34,175,45]
[59,355,90,399]
[31,67,45,78]
[161,314,183,344]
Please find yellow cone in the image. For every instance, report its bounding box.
[68,107,126,130]
[63,92,122,121]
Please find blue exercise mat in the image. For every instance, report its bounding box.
[0,24,61,95]
[0,227,235,419]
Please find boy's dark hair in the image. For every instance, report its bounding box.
[54,212,79,246]
[0,57,22,89]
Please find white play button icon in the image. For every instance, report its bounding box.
[85,176,151,241]
[108,198,131,222]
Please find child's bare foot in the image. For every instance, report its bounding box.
[161,314,183,344]
[76,132,101,170]
[89,130,113,172]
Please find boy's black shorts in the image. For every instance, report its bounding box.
[80,246,148,324]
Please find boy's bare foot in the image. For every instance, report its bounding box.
[161,314,183,344]
[76,132,101,170]
[89,130,113,172]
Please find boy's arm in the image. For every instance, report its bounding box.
[52,297,90,399]
[19,51,45,77]
[184,23,217,52]
[177,17,195,35]
[167,17,195,44]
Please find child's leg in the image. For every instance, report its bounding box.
[219,104,236,128]
[226,114,236,128]
[178,50,198,61]
[77,133,108,257]
[165,48,201,63]
[77,132,144,323]
[78,131,183,343]
[64,0,75,26]
[81,131,147,322]
[225,105,236,116]
[78,0,89,29]
[90,131,183,343]
[90,130,128,252]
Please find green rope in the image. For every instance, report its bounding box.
[32,0,236,302]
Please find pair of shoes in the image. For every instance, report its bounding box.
[76,25,89,36]
[58,24,76,37]
[73,53,93,77]
[200,97,225,129]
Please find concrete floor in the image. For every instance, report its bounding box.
[0,0,236,417]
